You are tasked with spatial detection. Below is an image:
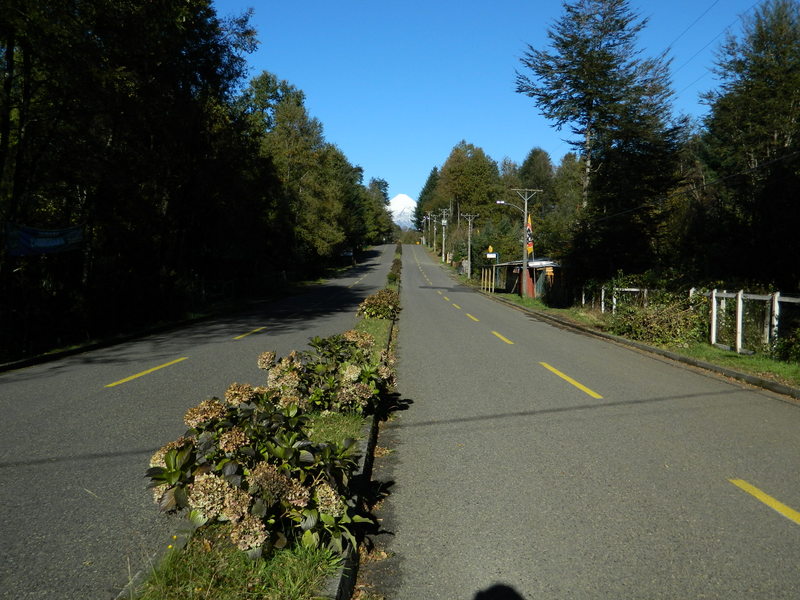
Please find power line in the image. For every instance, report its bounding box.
[672,1,760,75]
[664,0,722,51]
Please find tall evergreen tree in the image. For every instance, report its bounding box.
[516,0,684,280]
[700,0,800,288]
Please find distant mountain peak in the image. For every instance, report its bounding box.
[389,194,417,229]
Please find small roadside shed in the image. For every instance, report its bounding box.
[489,258,560,298]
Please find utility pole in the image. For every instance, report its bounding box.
[461,213,479,279]
[498,189,542,298]
[439,208,450,263]
[424,211,433,247]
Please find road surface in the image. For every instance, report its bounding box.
[0,245,394,599]
[362,244,800,599]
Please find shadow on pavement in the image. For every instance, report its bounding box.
[474,584,528,599]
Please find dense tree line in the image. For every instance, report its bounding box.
[414,0,800,297]
[0,1,394,360]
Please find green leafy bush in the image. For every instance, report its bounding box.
[357,288,400,320]
[606,292,706,347]
[772,328,800,363]
[146,331,398,558]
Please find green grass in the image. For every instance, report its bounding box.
[135,524,340,600]
[355,317,393,355]
[674,343,800,388]
[307,411,366,444]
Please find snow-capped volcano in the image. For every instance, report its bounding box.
[389,194,417,229]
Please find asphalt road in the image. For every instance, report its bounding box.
[0,245,394,599]
[363,245,800,599]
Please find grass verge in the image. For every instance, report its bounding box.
[135,524,341,600]
[491,292,800,389]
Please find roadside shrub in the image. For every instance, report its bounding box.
[146,331,398,558]
[606,292,706,347]
[357,288,400,320]
[772,328,800,363]
[387,257,402,285]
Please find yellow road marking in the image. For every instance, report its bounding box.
[539,362,603,399]
[348,275,367,288]
[492,331,514,344]
[729,479,800,525]
[452,303,461,309]
[233,326,266,340]
[466,313,479,322]
[105,357,188,388]
[443,296,450,301]
[437,290,442,295]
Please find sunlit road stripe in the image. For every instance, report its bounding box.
[466,313,479,322]
[539,362,603,399]
[729,479,800,525]
[233,326,266,340]
[452,303,461,309]
[348,275,367,288]
[437,291,442,295]
[492,331,514,344]
[443,296,450,301]
[105,357,189,388]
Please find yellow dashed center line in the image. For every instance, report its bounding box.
[492,331,514,344]
[105,357,189,388]
[452,303,461,309]
[348,275,367,288]
[233,326,266,340]
[443,296,450,301]
[729,479,800,525]
[466,313,479,322]
[539,362,603,398]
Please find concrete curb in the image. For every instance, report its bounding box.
[481,291,800,402]
[318,316,395,599]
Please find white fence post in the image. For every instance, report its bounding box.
[735,290,744,354]
[772,291,781,343]
[601,287,606,313]
[710,289,718,346]
[582,286,586,307]
[612,288,618,314]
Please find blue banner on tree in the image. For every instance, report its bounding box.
[5,223,83,256]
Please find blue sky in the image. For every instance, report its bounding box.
[212,0,760,203]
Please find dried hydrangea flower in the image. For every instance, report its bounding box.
[269,370,302,395]
[188,473,229,519]
[277,394,308,411]
[221,485,251,522]
[184,398,227,428]
[149,436,195,468]
[257,351,277,370]
[285,479,310,508]
[151,483,169,505]
[230,514,268,551]
[379,349,396,367]
[218,427,250,454]
[246,462,290,504]
[341,363,361,383]
[342,329,374,349]
[224,382,256,406]
[314,482,345,518]
[377,364,396,387]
